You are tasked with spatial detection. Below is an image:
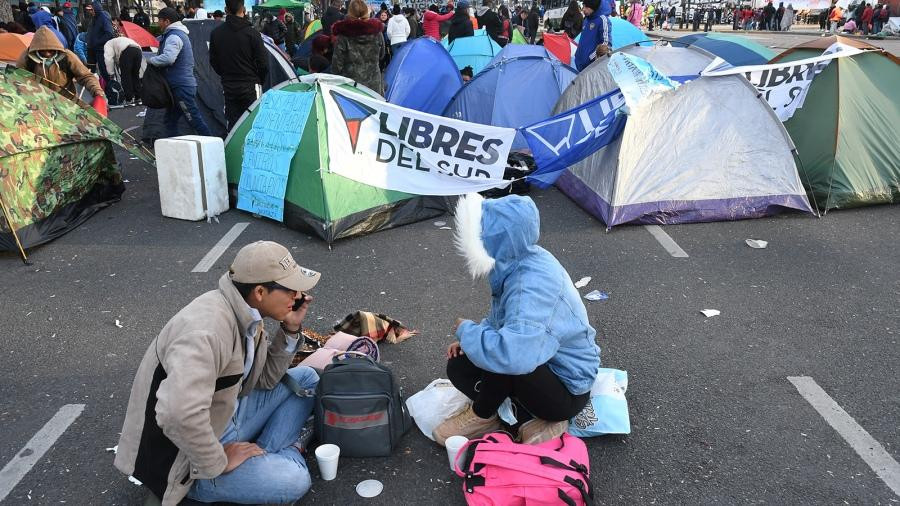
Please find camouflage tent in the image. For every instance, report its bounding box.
[0,65,150,258]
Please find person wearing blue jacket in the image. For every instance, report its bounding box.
[433,194,600,446]
[86,0,115,79]
[573,0,613,72]
[30,8,68,47]
[149,8,212,137]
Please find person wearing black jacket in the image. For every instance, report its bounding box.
[447,0,474,43]
[322,0,344,35]
[132,7,150,28]
[209,0,269,130]
[526,4,540,43]
[476,0,504,45]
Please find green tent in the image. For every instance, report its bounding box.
[510,26,527,45]
[224,75,446,243]
[254,0,310,20]
[0,66,149,259]
[771,36,900,211]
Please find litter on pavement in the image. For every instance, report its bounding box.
[584,290,609,301]
[700,309,721,317]
[745,239,768,249]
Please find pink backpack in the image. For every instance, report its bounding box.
[453,432,594,505]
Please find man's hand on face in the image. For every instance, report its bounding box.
[223,442,265,473]
[281,292,312,332]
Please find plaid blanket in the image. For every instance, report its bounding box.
[333,311,417,344]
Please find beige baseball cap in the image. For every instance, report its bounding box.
[230,241,321,292]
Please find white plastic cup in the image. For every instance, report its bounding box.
[445,436,469,472]
[315,444,340,481]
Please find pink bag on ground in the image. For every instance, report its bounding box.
[453,432,594,505]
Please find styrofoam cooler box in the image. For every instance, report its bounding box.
[154,135,229,221]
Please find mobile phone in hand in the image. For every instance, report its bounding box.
[292,293,307,312]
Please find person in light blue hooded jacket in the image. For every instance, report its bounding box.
[433,193,600,447]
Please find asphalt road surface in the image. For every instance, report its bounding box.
[2,81,899,505]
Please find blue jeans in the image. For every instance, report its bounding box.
[165,85,212,137]
[187,366,318,504]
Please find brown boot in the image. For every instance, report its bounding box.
[518,418,569,445]
[433,404,501,447]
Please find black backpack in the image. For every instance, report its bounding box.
[140,64,173,109]
[105,78,124,106]
[314,353,412,457]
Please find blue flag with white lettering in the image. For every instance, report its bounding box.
[522,89,627,188]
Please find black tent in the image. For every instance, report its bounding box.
[142,20,298,143]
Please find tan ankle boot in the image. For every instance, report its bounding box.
[433,404,501,447]
[518,418,569,445]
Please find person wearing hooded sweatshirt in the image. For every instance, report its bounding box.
[284,12,301,55]
[30,8,67,47]
[150,7,212,137]
[432,194,600,447]
[17,26,107,113]
[104,34,145,105]
[85,0,115,80]
[476,0,503,45]
[447,0,474,42]
[573,0,611,72]
[58,3,78,49]
[210,0,269,130]
[386,4,410,51]
[331,0,385,95]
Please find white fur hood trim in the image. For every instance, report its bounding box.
[454,193,495,279]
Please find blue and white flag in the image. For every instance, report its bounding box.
[522,89,627,188]
[607,52,680,110]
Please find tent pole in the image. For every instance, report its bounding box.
[0,196,30,265]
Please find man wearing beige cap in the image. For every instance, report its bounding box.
[115,241,321,505]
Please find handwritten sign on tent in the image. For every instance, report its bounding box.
[237,90,315,221]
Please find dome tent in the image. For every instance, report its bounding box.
[443,55,577,150]
[0,67,148,256]
[487,44,558,66]
[224,75,447,243]
[574,17,652,50]
[554,75,814,228]
[385,38,462,114]
[445,32,501,75]
[557,44,714,107]
[676,32,775,67]
[769,36,900,211]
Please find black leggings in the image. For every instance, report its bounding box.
[119,46,143,101]
[447,354,589,423]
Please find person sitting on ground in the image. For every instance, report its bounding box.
[115,241,321,505]
[16,26,107,113]
[331,0,386,95]
[433,194,600,447]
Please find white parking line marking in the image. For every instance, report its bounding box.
[788,376,900,497]
[644,225,689,257]
[0,404,85,501]
[191,222,249,273]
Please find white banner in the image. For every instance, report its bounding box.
[702,42,866,122]
[321,84,516,196]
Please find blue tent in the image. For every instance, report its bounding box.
[443,55,577,150]
[487,44,558,67]
[442,28,487,48]
[675,33,776,66]
[445,33,502,75]
[575,17,651,50]
[385,38,462,114]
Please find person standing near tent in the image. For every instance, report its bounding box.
[775,2,784,30]
[782,3,794,30]
[526,4,540,43]
[331,0,386,95]
[322,0,344,34]
[103,33,145,106]
[477,0,504,46]
[561,0,583,38]
[262,12,288,50]
[284,12,302,56]
[448,0,474,42]
[150,7,212,137]
[210,0,269,130]
[626,0,642,28]
[30,7,67,47]
[573,0,611,71]
[828,4,842,33]
[432,194,599,447]
[424,2,455,39]
[114,241,321,505]
[17,26,107,114]
[386,4,411,53]
[86,0,115,80]
[860,3,873,34]
[404,7,421,39]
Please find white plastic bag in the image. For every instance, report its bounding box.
[405,379,471,441]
